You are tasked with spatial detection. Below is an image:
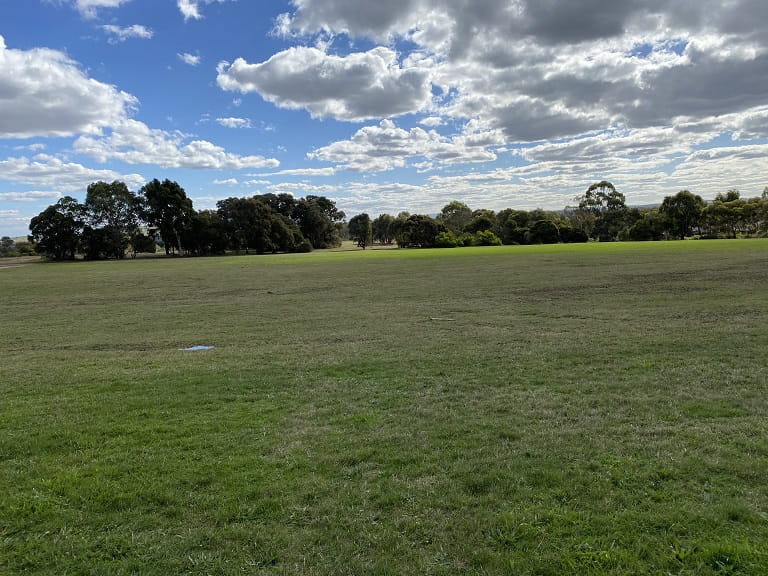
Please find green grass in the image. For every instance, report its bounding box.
[1,240,767,574]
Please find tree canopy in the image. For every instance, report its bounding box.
[24,178,768,262]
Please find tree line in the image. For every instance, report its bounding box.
[347,182,768,249]
[25,179,768,261]
[27,179,345,261]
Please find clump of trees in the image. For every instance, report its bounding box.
[25,179,768,261]
[0,236,35,258]
[27,179,344,261]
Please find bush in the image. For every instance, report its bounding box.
[434,231,458,248]
[527,220,560,244]
[559,227,589,243]
[296,238,313,253]
[457,233,474,247]
[473,230,502,246]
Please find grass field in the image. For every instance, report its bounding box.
[1,240,767,575]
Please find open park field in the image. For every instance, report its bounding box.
[1,240,767,575]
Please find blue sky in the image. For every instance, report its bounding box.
[1,0,767,237]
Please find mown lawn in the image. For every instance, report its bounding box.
[1,240,767,575]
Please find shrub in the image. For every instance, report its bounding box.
[434,231,458,248]
[473,230,502,246]
[296,238,313,253]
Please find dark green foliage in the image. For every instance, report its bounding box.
[527,220,560,244]
[578,181,631,241]
[473,229,502,245]
[252,192,298,218]
[216,196,311,254]
[437,200,472,235]
[0,236,15,256]
[558,226,589,243]
[182,210,228,256]
[660,190,706,240]
[348,213,373,249]
[293,195,345,249]
[83,181,142,259]
[626,209,666,241]
[394,214,445,248]
[127,231,157,257]
[269,214,303,253]
[464,214,495,234]
[28,196,85,260]
[434,231,458,247]
[372,213,395,244]
[1,237,35,257]
[701,190,753,238]
[140,179,194,255]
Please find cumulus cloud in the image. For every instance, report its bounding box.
[0,154,144,191]
[216,46,433,121]
[216,117,251,129]
[178,52,201,66]
[71,0,133,19]
[265,167,337,177]
[309,119,502,171]
[73,119,280,170]
[0,35,136,139]
[102,24,153,43]
[0,191,63,202]
[266,0,768,150]
[178,0,232,21]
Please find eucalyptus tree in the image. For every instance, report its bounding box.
[348,213,373,249]
[82,181,141,259]
[28,196,85,261]
[659,190,705,240]
[140,178,194,255]
[578,181,629,241]
[437,201,472,235]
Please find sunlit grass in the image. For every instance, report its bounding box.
[1,240,767,574]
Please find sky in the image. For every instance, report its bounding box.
[1,0,767,238]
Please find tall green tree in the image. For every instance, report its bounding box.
[140,179,193,255]
[704,191,745,238]
[217,197,273,254]
[182,210,228,256]
[372,214,395,245]
[578,181,628,241]
[659,190,705,240]
[294,196,345,249]
[437,201,472,235]
[348,213,373,249]
[83,181,141,259]
[28,196,85,261]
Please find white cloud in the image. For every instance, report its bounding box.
[102,24,153,43]
[178,52,201,66]
[72,0,133,19]
[264,0,768,148]
[216,117,251,129]
[216,46,433,121]
[420,116,444,127]
[177,0,201,20]
[309,119,502,171]
[73,119,280,170]
[177,0,232,21]
[0,191,63,202]
[0,154,145,191]
[0,35,136,139]
[13,143,46,152]
[274,168,336,176]
[213,178,239,185]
